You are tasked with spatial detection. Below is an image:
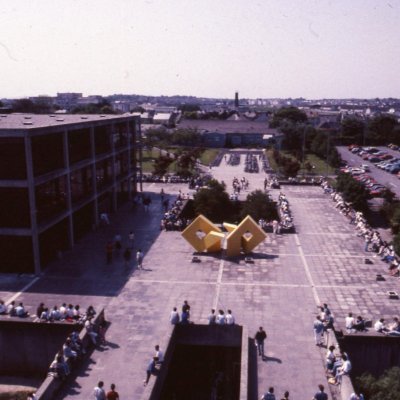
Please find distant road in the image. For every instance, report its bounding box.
[337,146,400,196]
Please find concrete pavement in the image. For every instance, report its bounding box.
[0,153,398,399]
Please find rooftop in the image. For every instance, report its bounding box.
[0,113,136,131]
[178,118,277,135]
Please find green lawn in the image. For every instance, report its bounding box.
[265,149,336,175]
[141,148,177,173]
[141,147,220,173]
[199,149,220,165]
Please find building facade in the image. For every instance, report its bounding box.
[0,113,141,274]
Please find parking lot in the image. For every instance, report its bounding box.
[337,146,400,196]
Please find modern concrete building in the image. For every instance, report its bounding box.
[0,113,141,274]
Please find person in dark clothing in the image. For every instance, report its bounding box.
[255,326,267,357]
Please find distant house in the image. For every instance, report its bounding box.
[178,118,281,148]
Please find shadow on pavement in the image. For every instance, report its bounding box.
[248,338,259,400]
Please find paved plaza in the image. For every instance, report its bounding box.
[1,154,399,400]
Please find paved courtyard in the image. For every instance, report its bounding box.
[1,154,399,400]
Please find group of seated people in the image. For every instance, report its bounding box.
[345,312,368,333]
[160,192,189,231]
[374,317,400,336]
[321,178,400,276]
[277,193,294,232]
[36,303,96,323]
[326,347,352,386]
[0,300,29,317]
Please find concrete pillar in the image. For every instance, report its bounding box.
[90,126,98,226]
[126,120,132,200]
[63,129,74,248]
[24,135,41,275]
[110,123,117,211]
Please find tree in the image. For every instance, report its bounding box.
[241,190,278,221]
[193,179,232,222]
[356,366,400,400]
[335,173,370,212]
[340,118,365,145]
[367,115,398,145]
[178,104,200,112]
[270,106,308,128]
[12,99,37,113]
[152,155,173,176]
[171,128,201,146]
[175,148,203,177]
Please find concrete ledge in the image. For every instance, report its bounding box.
[35,309,105,400]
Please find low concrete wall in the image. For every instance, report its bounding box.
[35,310,105,400]
[149,324,245,400]
[0,318,80,378]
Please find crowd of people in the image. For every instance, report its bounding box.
[321,178,400,276]
[374,316,400,336]
[160,190,190,231]
[0,300,29,317]
[277,193,294,233]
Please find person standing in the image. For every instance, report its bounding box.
[114,234,121,251]
[123,248,131,267]
[93,381,106,400]
[226,309,235,325]
[261,387,276,400]
[208,309,216,325]
[313,315,325,346]
[312,384,328,400]
[106,383,119,400]
[170,307,180,324]
[128,231,135,249]
[255,326,267,358]
[136,249,143,269]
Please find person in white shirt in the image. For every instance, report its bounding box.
[0,300,7,314]
[345,312,355,332]
[154,345,164,365]
[374,318,388,333]
[335,354,351,385]
[216,310,225,325]
[169,307,180,324]
[226,309,235,325]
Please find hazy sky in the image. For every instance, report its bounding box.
[1,0,399,99]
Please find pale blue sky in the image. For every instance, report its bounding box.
[1,0,399,99]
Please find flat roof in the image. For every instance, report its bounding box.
[0,113,137,130]
[178,118,278,135]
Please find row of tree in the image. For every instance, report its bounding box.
[192,180,278,223]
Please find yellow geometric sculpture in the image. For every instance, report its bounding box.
[182,214,267,256]
[181,215,222,252]
[224,215,267,257]
[204,231,225,252]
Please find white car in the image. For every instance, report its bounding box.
[360,164,370,172]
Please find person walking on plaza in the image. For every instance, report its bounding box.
[136,249,143,269]
[123,247,131,267]
[106,383,119,400]
[93,381,106,400]
[261,386,276,400]
[255,326,267,358]
[312,384,328,400]
[128,231,135,249]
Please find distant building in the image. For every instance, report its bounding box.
[0,113,141,274]
[178,117,281,148]
[55,92,83,111]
